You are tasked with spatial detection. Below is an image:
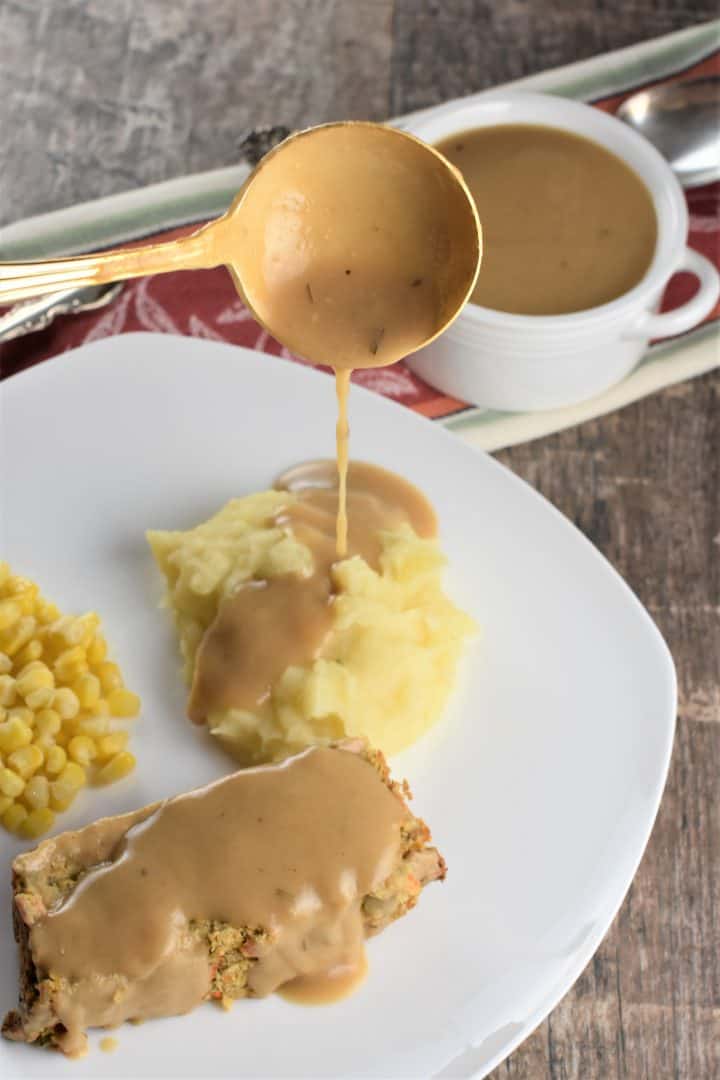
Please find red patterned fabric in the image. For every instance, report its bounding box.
[2,50,718,420]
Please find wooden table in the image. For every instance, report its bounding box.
[1,3,718,1077]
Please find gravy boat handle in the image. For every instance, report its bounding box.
[625,248,720,340]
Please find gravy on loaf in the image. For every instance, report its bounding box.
[28,747,407,1045]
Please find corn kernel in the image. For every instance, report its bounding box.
[15,592,36,617]
[96,751,136,785]
[0,675,17,707]
[29,683,53,708]
[2,803,28,833]
[53,642,85,666]
[8,580,38,614]
[47,615,76,644]
[7,706,34,727]
[23,775,49,810]
[35,709,61,738]
[0,599,21,631]
[87,635,108,665]
[0,718,33,753]
[96,731,129,760]
[17,663,53,699]
[76,613,100,648]
[8,745,44,779]
[107,689,140,718]
[19,807,55,839]
[68,735,97,767]
[77,715,110,737]
[25,687,54,710]
[13,640,43,668]
[97,662,123,693]
[36,600,60,625]
[0,570,138,830]
[39,635,61,663]
[0,767,25,798]
[44,745,67,776]
[16,659,44,678]
[73,673,101,709]
[2,616,36,656]
[6,575,34,594]
[63,618,90,646]
[49,781,78,812]
[61,662,88,684]
[59,761,87,790]
[53,687,80,720]
[33,733,57,754]
[53,617,90,648]
[54,646,88,684]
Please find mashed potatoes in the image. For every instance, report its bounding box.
[148,487,474,763]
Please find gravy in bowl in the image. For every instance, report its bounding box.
[435,123,657,316]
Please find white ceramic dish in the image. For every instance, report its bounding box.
[404,91,720,412]
[0,335,676,1078]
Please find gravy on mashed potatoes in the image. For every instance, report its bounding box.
[148,462,474,763]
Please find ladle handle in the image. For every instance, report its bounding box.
[0,223,220,304]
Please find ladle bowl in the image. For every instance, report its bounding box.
[0,123,481,369]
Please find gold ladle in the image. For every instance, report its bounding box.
[0,122,481,370]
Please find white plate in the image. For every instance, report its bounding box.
[0,334,675,1079]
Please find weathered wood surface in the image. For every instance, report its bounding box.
[0,3,718,1077]
[495,379,720,1080]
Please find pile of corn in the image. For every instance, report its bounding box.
[0,563,140,839]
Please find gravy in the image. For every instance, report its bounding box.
[278,949,368,1005]
[29,747,405,1048]
[189,462,436,724]
[435,123,657,315]
[335,369,351,557]
[227,124,479,551]
[230,125,472,372]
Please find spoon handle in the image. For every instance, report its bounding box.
[0,223,220,304]
[0,282,124,343]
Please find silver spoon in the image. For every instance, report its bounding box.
[0,281,124,344]
[618,75,720,188]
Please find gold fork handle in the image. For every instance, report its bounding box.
[0,223,221,305]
